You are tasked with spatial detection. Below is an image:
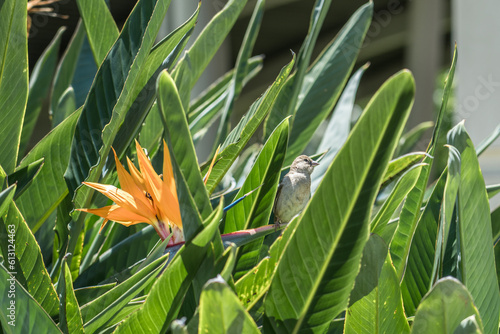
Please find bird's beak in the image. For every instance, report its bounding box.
[311,160,319,167]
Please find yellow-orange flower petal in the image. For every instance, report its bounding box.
[82,181,155,221]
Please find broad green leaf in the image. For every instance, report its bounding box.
[114,201,223,334]
[381,152,427,188]
[0,202,59,316]
[0,185,16,219]
[109,5,199,169]
[391,47,457,280]
[224,118,289,280]
[431,145,461,287]
[53,87,76,127]
[157,70,212,219]
[7,158,44,199]
[76,0,119,65]
[74,225,158,288]
[235,215,301,322]
[264,70,415,333]
[285,3,373,164]
[212,0,265,154]
[312,64,368,192]
[51,21,85,122]
[204,58,294,194]
[263,0,333,140]
[199,276,260,334]
[65,0,173,259]
[0,265,62,333]
[65,0,173,201]
[371,164,424,244]
[401,169,446,315]
[16,109,81,232]
[476,123,500,156]
[58,261,84,334]
[20,27,65,155]
[190,56,263,144]
[72,34,98,107]
[0,0,28,174]
[81,254,169,333]
[397,121,434,156]
[448,122,500,334]
[411,277,484,334]
[173,0,248,109]
[492,205,500,242]
[74,283,116,306]
[487,184,500,199]
[345,236,410,334]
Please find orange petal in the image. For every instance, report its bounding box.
[127,157,146,191]
[203,144,220,185]
[82,182,155,220]
[162,140,177,197]
[135,140,162,204]
[77,205,150,224]
[112,147,154,215]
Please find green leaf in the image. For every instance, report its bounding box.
[224,118,289,280]
[312,64,368,192]
[211,0,265,154]
[263,0,333,140]
[476,124,500,156]
[74,282,116,306]
[411,277,484,334]
[447,122,500,334]
[204,58,295,194]
[199,276,260,334]
[173,0,248,109]
[190,56,263,144]
[345,236,410,334]
[0,265,62,333]
[81,254,169,333]
[65,0,173,204]
[371,164,424,244]
[74,225,158,288]
[58,261,84,334]
[401,169,446,315]
[7,158,44,199]
[487,184,500,199]
[0,0,28,174]
[235,215,300,316]
[110,5,199,168]
[15,109,81,232]
[0,202,59,317]
[397,121,434,156]
[0,184,16,220]
[51,21,85,122]
[157,70,212,219]
[76,0,119,65]
[381,152,427,188]
[492,205,500,242]
[113,201,224,334]
[431,145,461,287]
[263,70,415,333]
[391,46,457,280]
[284,3,373,163]
[20,27,65,155]
[53,87,76,127]
[65,0,174,260]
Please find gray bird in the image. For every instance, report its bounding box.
[273,155,319,225]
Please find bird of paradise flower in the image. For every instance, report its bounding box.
[78,140,183,245]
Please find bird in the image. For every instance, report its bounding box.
[273,155,319,226]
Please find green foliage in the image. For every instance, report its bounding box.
[0,1,499,333]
